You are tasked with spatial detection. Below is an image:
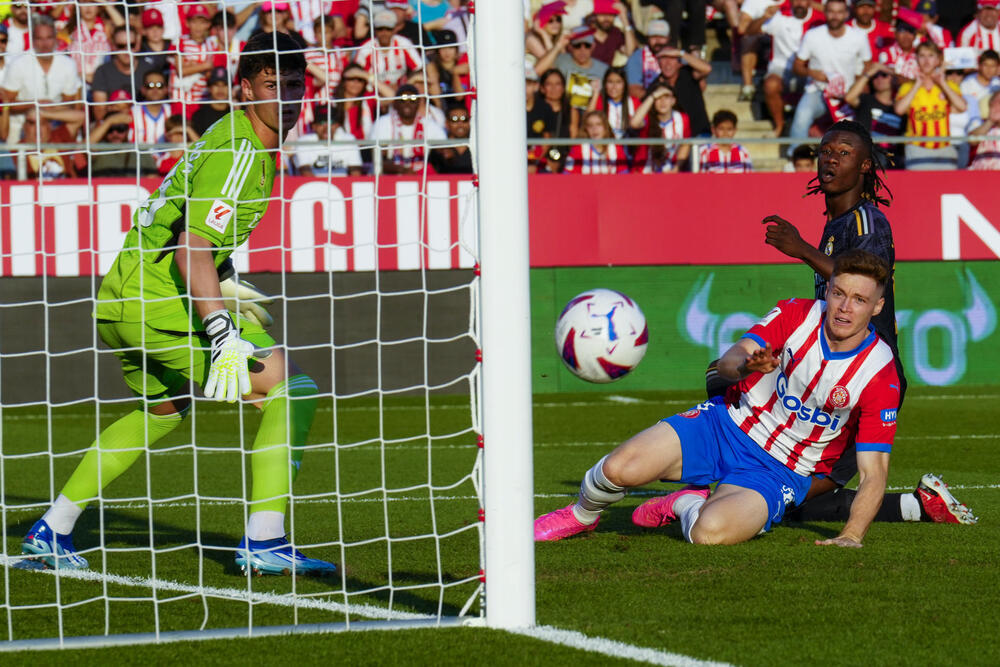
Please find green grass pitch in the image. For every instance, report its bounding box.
[2,385,998,665]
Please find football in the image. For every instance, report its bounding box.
[555,289,649,383]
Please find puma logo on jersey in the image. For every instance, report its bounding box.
[207,200,234,234]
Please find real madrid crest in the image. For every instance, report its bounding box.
[824,235,834,256]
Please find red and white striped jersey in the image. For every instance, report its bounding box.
[958,19,1000,51]
[305,48,347,102]
[174,35,218,107]
[1,19,30,55]
[636,110,690,173]
[67,18,111,82]
[132,104,168,144]
[728,298,900,477]
[354,35,422,89]
[879,44,918,81]
[564,143,630,174]
[698,143,752,173]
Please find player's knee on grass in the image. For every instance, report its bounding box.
[688,508,764,545]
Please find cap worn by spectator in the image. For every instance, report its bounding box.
[896,7,924,30]
[979,0,1000,8]
[913,0,937,16]
[187,4,211,21]
[142,8,164,28]
[436,29,458,45]
[261,1,290,12]
[646,19,671,39]
[535,1,567,29]
[373,10,397,29]
[208,66,229,84]
[110,90,131,102]
[854,0,876,6]
[592,0,619,15]
[526,63,539,81]
[568,25,595,44]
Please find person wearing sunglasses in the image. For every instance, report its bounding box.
[526,1,567,61]
[92,25,153,122]
[429,103,472,174]
[535,25,608,127]
[369,82,446,174]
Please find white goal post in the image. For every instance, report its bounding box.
[0,0,534,648]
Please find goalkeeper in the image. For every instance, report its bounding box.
[22,31,336,576]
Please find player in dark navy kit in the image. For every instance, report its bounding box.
[709,120,976,525]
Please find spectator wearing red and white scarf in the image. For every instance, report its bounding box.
[589,67,639,139]
[879,18,919,81]
[698,109,752,173]
[354,10,422,92]
[66,2,113,85]
[623,19,670,99]
[959,0,1000,51]
[564,110,629,174]
[369,83,445,173]
[173,5,218,114]
[629,82,690,173]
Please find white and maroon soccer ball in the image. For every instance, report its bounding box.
[555,289,649,383]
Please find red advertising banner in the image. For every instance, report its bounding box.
[1,172,998,277]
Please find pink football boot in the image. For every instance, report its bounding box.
[632,485,710,528]
[534,504,599,541]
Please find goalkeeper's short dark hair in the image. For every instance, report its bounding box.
[239,31,307,81]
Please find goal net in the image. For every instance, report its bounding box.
[0,0,534,649]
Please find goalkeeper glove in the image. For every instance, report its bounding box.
[202,310,254,403]
[219,276,275,328]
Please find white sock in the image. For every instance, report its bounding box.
[41,494,83,535]
[900,493,922,522]
[246,511,285,541]
[573,455,625,525]
[677,496,707,543]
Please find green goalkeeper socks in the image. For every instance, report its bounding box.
[248,375,318,519]
[59,408,185,509]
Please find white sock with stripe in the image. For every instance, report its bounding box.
[573,455,625,525]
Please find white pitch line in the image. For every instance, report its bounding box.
[0,554,429,622]
[511,625,733,667]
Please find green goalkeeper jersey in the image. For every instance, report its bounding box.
[96,111,276,329]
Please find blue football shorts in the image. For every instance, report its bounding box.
[662,396,813,531]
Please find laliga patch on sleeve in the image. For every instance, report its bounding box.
[881,408,897,424]
[755,306,782,328]
[206,200,235,234]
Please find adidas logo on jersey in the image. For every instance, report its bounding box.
[775,372,842,430]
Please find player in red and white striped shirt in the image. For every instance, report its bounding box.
[698,109,753,173]
[563,110,629,174]
[959,0,1000,51]
[354,10,422,91]
[536,250,902,548]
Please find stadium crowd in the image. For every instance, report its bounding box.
[0,0,998,179]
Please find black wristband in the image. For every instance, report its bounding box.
[203,309,235,340]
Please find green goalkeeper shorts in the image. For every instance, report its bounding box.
[96,318,276,401]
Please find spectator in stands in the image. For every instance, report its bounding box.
[845,61,905,169]
[968,90,1000,168]
[963,49,1000,130]
[355,9,423,92]
[426,29,468,109]
[1,15,82,148]
[849,0,894,60]
[945,57,976,167]
[879,15,919,82]
[630,82,690,172]
[538,145,567,173]
[588,66,639,138]
[538,68,573,138]
[698,109,752,172]
[649,46,711,136]
[747,0,818,138]
[1,1,30,56]
[788,0,871,148]
[157,114,199,175]
[959,0,1000,50]
[385,0,431,46]
[624,19,671,98]
[292,104,364,176]
[429,103,473,173]
[66,0,118,86]
[89,96,157,177]
[643,0,707,55]
[191,67,233,135]
[534,25,608,129]
[20,108,86,179]
[406,70,446,126]
[137,8,173,82]
[0,24,11,175]
[526,1,567,61]
[175,4,217,113]
[564,109,629,173]
[335,62,376,140]
[307,15,347,105]
[92,26,151,121]
[211,10,245,79]
[253,1,296,37]
[369,83,446,174]
[587,0,637,66]
[439,0,472,52]
[894,41,967,170]
[909,1,953,49]
[735,0,781,102]
[133,69,171,150]
[786,143,816,171]
[526,65,556,168]
[0,23,8,85]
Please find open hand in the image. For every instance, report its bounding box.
[762,214,807,259]
[815,536,863,548]
[743,343,780,375]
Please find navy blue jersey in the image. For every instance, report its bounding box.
[814,200,898,350]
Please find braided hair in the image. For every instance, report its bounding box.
[804,119,893,207]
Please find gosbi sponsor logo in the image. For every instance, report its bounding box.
[775,372,842,430]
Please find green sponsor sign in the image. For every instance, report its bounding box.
[531,262,999,393]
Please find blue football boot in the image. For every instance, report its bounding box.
[235,536,337,577]
[21,519,89,570]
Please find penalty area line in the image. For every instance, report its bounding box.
[511,625,733,667]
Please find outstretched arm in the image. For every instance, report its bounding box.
[762,214,835,280]
[717,337,779,383]
[816,450,889,548]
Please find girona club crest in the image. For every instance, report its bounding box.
[679,409,700,418]
[829,385,851,409]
